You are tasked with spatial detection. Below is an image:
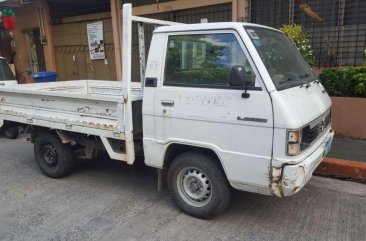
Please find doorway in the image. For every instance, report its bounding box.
[25,29,46,73]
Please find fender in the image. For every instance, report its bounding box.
[145,137,228,175]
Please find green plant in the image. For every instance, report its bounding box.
[280,24,315,66]
[319,66,366,97]
[319,68,345,96]
[344,67,366,96]
[353,73,366,96]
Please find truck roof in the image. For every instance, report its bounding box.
[154,22,281,34]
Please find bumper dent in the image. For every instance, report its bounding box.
[271,129,334,197]
[270,167,283,197]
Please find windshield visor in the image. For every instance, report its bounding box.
[245,27,316,90]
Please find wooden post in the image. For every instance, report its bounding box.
[233,0,249,22]
[40,0,56,71]
[111,0,122,81]
[336,0,345,67]
[236,0,249,22]
[232,0,238,22]
[289,0,295,24]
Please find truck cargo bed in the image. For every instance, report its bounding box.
[0,80,142,162]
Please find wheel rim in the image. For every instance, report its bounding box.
[177,167,212,207]
[41,144,58,169]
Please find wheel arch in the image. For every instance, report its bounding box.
[163,143,228,177]
[29,126,56,141]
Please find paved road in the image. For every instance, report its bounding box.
[0,136,365,241]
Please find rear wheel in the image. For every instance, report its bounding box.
[4,127,19,139]
[34,132,74,178]
[167,151,232,219]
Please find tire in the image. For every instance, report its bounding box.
[4,127,19,139]
[167,151,232,219]
[34,131,74,178]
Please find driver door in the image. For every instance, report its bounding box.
[153,30,274,190]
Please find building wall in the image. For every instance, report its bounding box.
[52,13,116,81]
[11,2,41,83]
[5,0,248,83]
[1,0,56,83]
[48,0,244,82]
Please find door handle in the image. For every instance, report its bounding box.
[161,100,174,107]
[145,77,157,87]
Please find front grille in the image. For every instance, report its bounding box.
[301,111,331,150]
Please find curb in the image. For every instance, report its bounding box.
[315,158,366,181]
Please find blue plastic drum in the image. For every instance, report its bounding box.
[33,71,58,83]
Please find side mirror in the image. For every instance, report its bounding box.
[229,65,245,86]
[229,65,251,98]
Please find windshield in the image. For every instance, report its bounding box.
[0,59,16,81]
[245,27,316,90]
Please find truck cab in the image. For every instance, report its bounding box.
[142,22,333,216]
[0,57,17,86]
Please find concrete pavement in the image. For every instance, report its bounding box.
[0,136,365,241]
[327,137,366,163]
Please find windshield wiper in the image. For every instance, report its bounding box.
[279,77,295,84]
[299,73,317,82]
[299,73,315,88]
[299,73,310,78]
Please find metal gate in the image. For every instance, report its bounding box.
[249,0,366,67]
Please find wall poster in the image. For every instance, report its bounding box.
[87,21,105,60]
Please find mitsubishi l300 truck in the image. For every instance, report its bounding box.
[0,4,333,219]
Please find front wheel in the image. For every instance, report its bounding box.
[34,132,74,178]
[167,151,232,219]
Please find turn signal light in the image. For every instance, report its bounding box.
[287,130,302,156]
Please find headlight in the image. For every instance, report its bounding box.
[287,130,302,156]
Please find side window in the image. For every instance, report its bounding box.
[164,33,256,87]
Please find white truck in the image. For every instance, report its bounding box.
[0,57,19,139]
[0,4,333,219]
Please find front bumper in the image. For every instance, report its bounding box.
[273,128,334,197]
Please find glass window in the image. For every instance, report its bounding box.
[0,59,16,81]
[246,27,316,91]
[164,33,256,87]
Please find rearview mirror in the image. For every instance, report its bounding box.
[229,65,245,87]
[229,65,252,98]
